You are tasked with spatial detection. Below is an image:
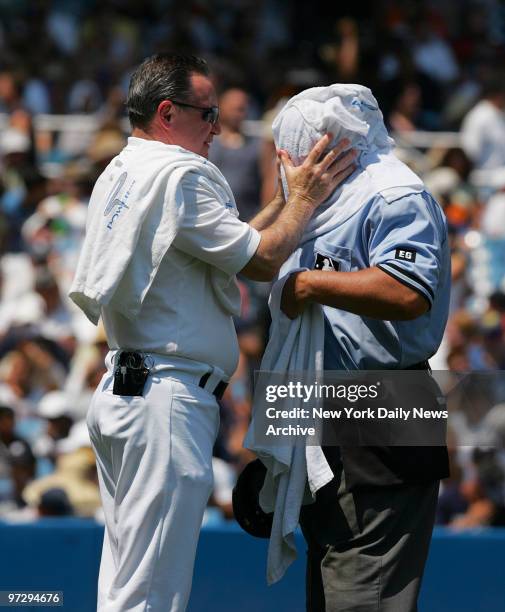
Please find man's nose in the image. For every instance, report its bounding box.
[212,119,221,135]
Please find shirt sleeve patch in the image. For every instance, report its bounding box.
[395,247,417,262]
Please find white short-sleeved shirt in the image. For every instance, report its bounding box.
[101,172,260,377]
[461,100,505,170]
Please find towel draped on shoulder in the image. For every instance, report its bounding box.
[69,140,241,324]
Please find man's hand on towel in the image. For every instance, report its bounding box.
[281,270,310,319]
[278,134,356,209]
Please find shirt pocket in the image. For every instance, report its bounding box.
[312,238,352,272]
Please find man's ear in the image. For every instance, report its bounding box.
[157,100,172,126]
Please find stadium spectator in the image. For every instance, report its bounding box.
[23,442,100,518]
[412,18,459,85]
[0,70,23,114]
[425,148,480,249]
[0,404,36,515]
[436,428,469,525]
[461,74,505,171]
[37,487,74,517]
[319,18,361,83]
[209,86,262,222]
[388,81,423,133]
[32,390,74,466]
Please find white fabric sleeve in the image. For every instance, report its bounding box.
[172,173,261,275]
[461,110,486,163]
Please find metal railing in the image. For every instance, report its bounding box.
[0,113,462,145]
[2,112,504,188]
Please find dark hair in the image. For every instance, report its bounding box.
[481,72,505,99]
[126,53,210,129]
[0,405,14,418]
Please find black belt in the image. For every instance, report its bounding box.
[199,372,228,400]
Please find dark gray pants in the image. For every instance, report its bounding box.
[300,464,439,612]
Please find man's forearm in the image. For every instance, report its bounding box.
[240,195,316,281]
[293,267,429,320]
[248,192,285,231]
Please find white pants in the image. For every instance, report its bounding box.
[87,365,220,612]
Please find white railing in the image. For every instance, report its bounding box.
[2,112,504,188]
[392,131,461,148]
[0,113,462,145]
[0,113,131,133]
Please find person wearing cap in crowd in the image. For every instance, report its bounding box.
[250,84,450,611]
[0,404,36,516]
[0,127,33,240]
[461,73,505,173]
[69,53,356,612]
[23,420,101,519]
[33,390,74,465]
[38,487,74,517]
[86,127,127,175]
[0,121,42,244]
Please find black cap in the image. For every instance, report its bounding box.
[232,459,273,539]
[39,488,74,516]
[0,405,14,418]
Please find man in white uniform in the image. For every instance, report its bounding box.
[461,74,505,171]
[69,53,356,612]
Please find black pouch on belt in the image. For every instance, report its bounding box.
[113,351,149,396]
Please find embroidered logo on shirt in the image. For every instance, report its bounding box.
[103,172,136,230]
[104,172,128,216]
[314,253,340,271]
[395,248,417,262]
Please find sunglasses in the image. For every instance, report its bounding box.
[171,100,220,125]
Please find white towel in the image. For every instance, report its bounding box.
[244,271,334,584]
[69,139,241,324]
[272,83,425,241]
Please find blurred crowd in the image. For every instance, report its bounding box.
[1,0,505,528]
